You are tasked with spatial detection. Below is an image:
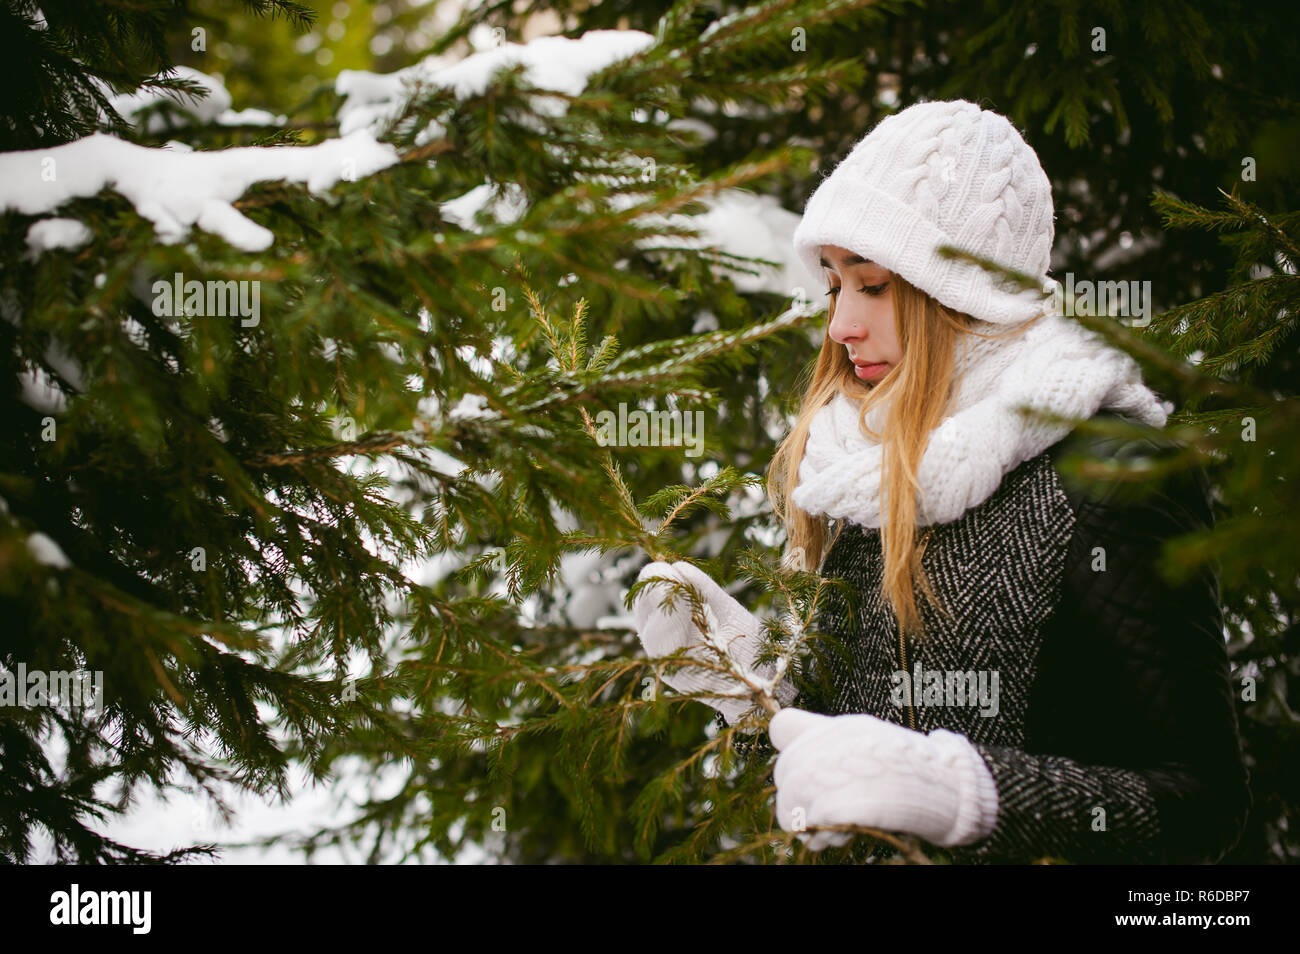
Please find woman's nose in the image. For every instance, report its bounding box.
[828,304,865,344]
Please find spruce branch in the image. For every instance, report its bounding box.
[935,243,1287,414]
[242,431,417,468]
[514,281,803,828]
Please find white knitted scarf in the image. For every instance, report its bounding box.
[791,311,1174,529]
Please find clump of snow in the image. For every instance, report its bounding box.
[693,310,720,333]
[432,29,655,98]
[613,189,807,296]
[106,66,233,128]
[686,191,807,294]
[0,131,399,251]
[560,550,626,630]
[447,393,495,421]
[440,182,528,231]
[41,339,84,390]
[25,217,92,258]
[425,447,469,478]
[17,364,67,413]
[666,117,717,144]
[336,29,657,140]
[104,66,287,132]
[216,108,286,127]
[27,532,71,568]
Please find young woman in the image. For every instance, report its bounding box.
[632,99,1251,864]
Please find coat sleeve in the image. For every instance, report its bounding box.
[947,428,1253,865]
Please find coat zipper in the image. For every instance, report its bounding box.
[898,627,916,731]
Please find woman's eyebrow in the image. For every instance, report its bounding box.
[818,253,874,269]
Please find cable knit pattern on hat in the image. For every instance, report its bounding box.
[791,311,1174,528]
[792,99,1057,325]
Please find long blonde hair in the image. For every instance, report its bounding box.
[767,271,1045,640]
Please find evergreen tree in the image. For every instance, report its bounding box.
[0,0,885,863]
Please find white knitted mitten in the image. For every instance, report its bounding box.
[632,560,796,724]
[769,707,999,851]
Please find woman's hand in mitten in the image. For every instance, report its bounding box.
[768,708,1000,852]
[632,560,790,724]
[632,562,709,658]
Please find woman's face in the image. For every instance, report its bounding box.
[820,244,901,383]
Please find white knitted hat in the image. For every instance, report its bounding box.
[792,99,1056,324]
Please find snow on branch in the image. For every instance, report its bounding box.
[0,130,399,252]
[101,65,286,132]
[335,29,658,139]
[1,30,661,255]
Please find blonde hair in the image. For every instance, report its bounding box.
[766,271,1046,640]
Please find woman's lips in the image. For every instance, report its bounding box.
[853,362,888,380]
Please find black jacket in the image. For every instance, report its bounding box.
[785,411,1253,864]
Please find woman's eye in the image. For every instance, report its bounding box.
[825,283,888,298]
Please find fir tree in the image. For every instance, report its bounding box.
[0,0,890,863]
